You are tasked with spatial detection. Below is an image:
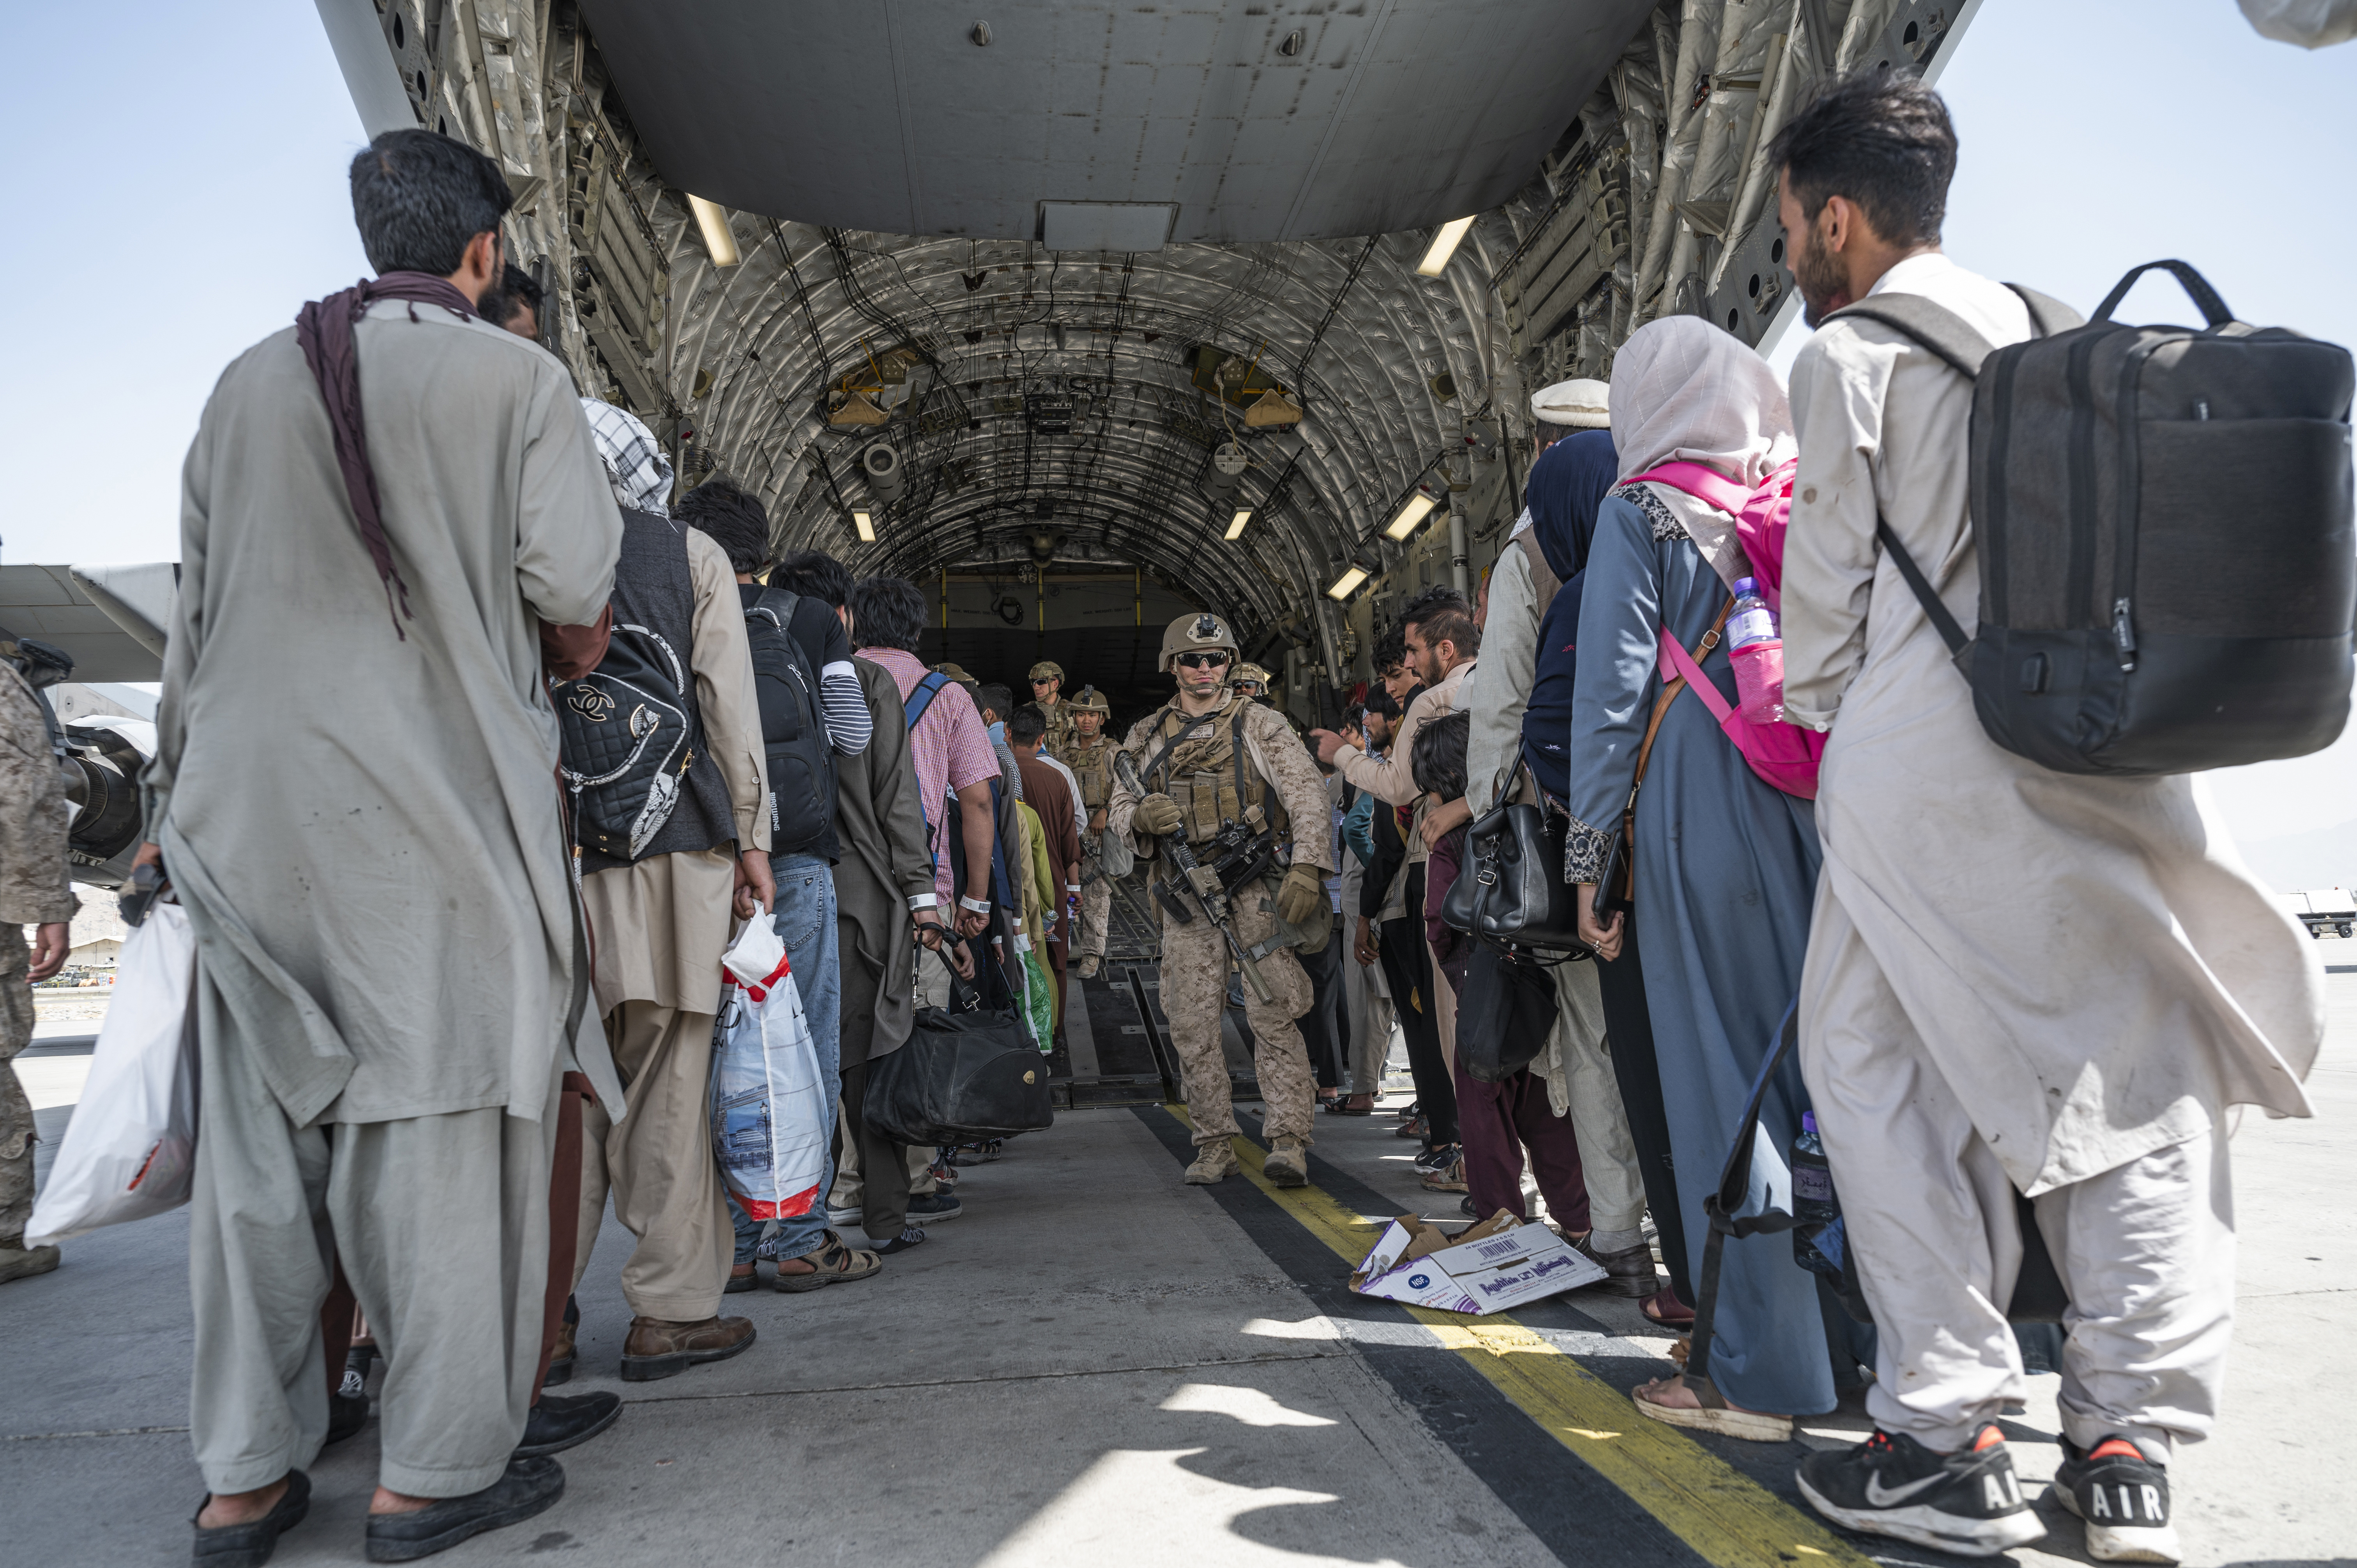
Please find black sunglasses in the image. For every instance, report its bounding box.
[1174,652,1231,670]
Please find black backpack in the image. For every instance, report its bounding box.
[555,622,696,861]
[743,587,836,858]
[1834,259,2355,776]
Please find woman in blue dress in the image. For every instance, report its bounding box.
[1563,317,1829,1440]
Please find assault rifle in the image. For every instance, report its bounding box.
[1110,744,1274,1004]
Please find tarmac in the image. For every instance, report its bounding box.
[4,964,2350,1567]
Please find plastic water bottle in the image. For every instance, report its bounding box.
[1791,1111,1843,1280]
[1726,576,1786,724]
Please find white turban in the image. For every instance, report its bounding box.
[1530,377,1611,429]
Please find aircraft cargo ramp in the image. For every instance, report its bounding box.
[7,970,2352,1567]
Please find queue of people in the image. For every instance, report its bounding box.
[62,62,2328,1568]
[1315,69,2314,1567]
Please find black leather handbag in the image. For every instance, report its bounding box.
[864,980,1055,1146]
[1442,802,1588,954]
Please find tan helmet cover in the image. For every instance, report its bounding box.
[1159,610,1239,673]
[1068,684,1110,715]
[1230,662,1272,688]
[1028,660,1064,683]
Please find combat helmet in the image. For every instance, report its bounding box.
[1230,661,1272,691]
[1068,684,1110,716]
[1028,659,1064,683]
[1158,610,1239,673]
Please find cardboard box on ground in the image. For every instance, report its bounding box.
[1350,1210,1606,1314]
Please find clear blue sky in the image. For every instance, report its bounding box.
[5,2,2353,869]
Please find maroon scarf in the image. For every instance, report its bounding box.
[293,272,479,639]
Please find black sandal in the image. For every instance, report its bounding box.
[192,1470,310,1567]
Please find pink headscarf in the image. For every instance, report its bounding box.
[1610,316,1796,485]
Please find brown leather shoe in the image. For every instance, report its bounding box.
[541,1318,576,1388]
[618,1315,755,1383]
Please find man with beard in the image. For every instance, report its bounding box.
[1771,72,2320,1560]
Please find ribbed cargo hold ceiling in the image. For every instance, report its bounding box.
[322,0,1971,675]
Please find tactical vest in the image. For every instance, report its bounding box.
[1060,734,1113,810]
[1134,697,1289,846]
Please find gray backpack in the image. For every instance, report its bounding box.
[1833,260,2355,776]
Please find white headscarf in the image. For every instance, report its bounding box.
[580,397,675,517]
[1609,317,1795,485]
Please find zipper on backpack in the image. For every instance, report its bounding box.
[2113,599,2138,669]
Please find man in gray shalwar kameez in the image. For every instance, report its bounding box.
[147,131,622,1562]
[1769,77,2321,1562]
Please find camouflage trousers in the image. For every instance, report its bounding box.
[1076,865,1112,961]
[1158,885,1317,1148]
[0,931,34,1243]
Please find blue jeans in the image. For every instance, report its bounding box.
[730,853,841,1265]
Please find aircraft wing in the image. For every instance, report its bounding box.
[0,563,176,682]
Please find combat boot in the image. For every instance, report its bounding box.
[1262,1136,1311,1188]
[0,1239,59,1284]
[1184,1141,1240,1185]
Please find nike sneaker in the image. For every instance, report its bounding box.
[1797,1425,2046,1556]
[2054,1436,2178,1564]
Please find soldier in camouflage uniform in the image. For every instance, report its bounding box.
[1057,686,1116,978]
[0,644,78,1283]
[1229,662,1273,703]
[1028,659,1076,754]
[1109,613,1333,1187]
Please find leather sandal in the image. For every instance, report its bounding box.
[1640,1287,1696,1327]
[773,1230,882,1292]
[192,1471,310,1567]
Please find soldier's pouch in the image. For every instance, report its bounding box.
[1247,876,1332,960]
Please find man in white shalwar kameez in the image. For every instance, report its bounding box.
[1768,75,2321,1563]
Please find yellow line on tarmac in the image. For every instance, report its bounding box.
[1175,1111,1873,1568]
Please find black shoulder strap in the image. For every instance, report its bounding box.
[1828,283,2078,663]
[1140,705,1218,789]
[750,585,804,637]
[1873,520,1972,657]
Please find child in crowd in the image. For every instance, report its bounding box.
[1410,712,1473,996]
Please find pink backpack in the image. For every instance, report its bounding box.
[1626,460,1825,800]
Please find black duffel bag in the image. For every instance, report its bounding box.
[1453,942,1560,1084]
[1441,802,1589,954]
[864,976,1054,1146]
[1835,259,2355,776]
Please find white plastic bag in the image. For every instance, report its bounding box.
[721,912,788,995]
[28,903,200,1245]
[709,922,825,1221]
